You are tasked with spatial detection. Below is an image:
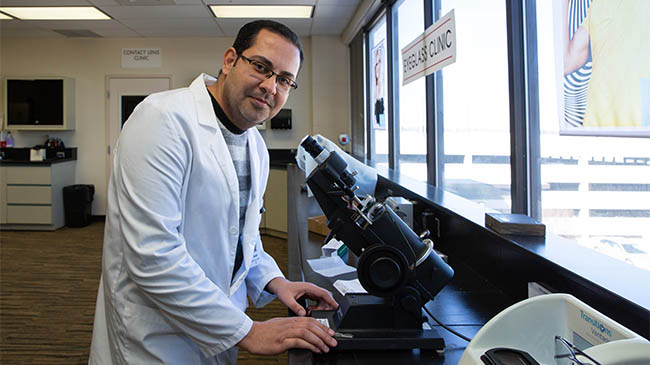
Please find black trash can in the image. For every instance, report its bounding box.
[63,184,95,228]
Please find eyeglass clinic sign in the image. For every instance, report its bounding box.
[401,9,456,86]
[121,48,162,68]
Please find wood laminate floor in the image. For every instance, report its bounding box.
[0,222,289,364]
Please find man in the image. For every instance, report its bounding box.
[90,20,338,364]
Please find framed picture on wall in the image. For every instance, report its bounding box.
[371,41,386,130]
[556,0,650,137]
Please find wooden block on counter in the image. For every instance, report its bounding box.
[308,215,330,236]
[485,212,546,236]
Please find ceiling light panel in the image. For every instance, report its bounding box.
[0,7,111,20]
[215,18,311,36]
[210,5,313,19]
[0,12,13,20]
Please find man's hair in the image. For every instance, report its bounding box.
[232,20,304,67]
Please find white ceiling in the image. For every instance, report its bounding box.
[0,0,362,38]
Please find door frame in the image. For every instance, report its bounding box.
[104,74,172,195]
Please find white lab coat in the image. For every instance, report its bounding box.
[89,74,284,364]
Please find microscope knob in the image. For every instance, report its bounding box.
[400,294,418,311]
[399,286,422,314]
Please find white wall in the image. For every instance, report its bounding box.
[311,36,351,147]
[0,35,350,215]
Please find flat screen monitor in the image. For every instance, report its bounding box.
[6,79,64,126]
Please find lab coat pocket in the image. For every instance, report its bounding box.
[121,300,201,364]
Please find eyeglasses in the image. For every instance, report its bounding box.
[554,336,602,365]
[237,54,298,93]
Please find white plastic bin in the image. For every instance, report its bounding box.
[459,293,650,365]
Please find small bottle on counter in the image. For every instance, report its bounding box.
[6,131,14,148]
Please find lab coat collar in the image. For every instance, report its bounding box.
[190,73,219,131]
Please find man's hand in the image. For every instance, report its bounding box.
[266,277,339,316]
[237,317,337,354]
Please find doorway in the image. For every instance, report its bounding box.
[105,76,171,188]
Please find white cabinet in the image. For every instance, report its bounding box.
[261,167,288,237]
[0,161,75,230]
[0,166,6,224]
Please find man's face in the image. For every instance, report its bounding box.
[219,29,301,130]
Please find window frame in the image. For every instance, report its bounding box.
[425,0,444,187]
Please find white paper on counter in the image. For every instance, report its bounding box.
[333,278,368,295]
[322,238,345,257]
[307,256,355,277]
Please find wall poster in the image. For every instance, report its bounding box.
[557,0,650,137]
[371,41,386,130]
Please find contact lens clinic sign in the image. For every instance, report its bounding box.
[401,9,456,86]
[122,48,162,68]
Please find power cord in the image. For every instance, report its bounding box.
[422,305,473,342]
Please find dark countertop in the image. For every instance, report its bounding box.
[0,157,77,165]
[0,147,77,165]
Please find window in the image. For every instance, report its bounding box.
[369,15,389,170]
[439,0,512,212]
[360,0,649,271]
[534,0,650,271]
[396,0,427,182]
